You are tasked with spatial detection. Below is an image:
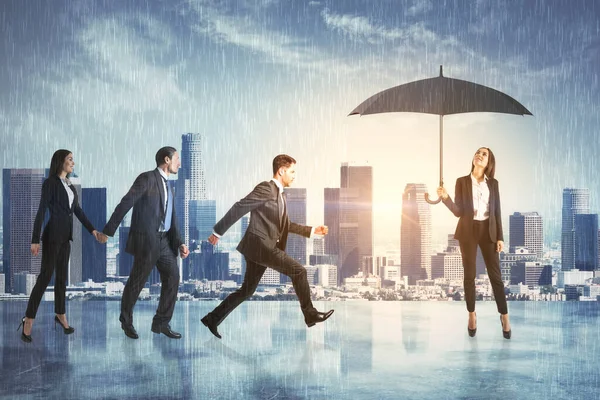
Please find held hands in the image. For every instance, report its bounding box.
[496,240,504,253]
[436,186,448,200]
[179,244,190,259]
[31,244,40,257]
[314,225,329,236]
[207,234,219,246]
[92,230,109,244]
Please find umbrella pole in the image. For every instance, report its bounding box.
[425,115,443,205]
[439,114,443,187]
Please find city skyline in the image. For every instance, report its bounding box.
[1,1,599,252]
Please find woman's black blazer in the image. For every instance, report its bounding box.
[31,175,95,244]
[442,174,503,243]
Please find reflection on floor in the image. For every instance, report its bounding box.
[1,300,599,399]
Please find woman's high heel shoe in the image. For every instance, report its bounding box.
[500,315,511,339]
[55,315,75,335]
[468,313,477,337]
[18,317,32,343]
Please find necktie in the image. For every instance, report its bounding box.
[163,178,173,231]
[279,191,286,228]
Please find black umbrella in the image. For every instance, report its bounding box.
[349,65,532,204]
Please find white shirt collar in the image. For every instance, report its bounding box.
[270,178,284,194]
[157,168,168,182]
[470,173,488,184]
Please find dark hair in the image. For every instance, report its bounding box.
[155,146,177,167]
[272,154,296,175]
[49,149,73,177]
[470,147,496,179]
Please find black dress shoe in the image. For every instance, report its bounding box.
[305,309,334,327]
[18,317,32,343]
[151,324,182,339]
[55,315,75,335]
[500,315,511,340]
[121,323,139,339]
[201,314,221,339]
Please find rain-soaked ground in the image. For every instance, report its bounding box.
[1,300,599,400]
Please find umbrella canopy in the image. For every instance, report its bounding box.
[349,66,532,117]
[349,65,532,204]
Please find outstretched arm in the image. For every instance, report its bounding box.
[74,199,95,235]
[289,222,313,238]
[213,181,272,237]
[103,173,149,237]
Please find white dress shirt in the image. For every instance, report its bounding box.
[471,173,490,221]
[157,168,169,232]
[60,178,74,208]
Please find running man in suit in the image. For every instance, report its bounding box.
[201,154,334,339]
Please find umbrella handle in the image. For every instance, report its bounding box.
[424,180,444,205]
[424,193,442,205]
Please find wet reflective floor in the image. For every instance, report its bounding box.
[1,300,599,399]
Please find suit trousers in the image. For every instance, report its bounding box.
[210,247,315,325]
[459,219,508,315]
[120,232,179,327]
[26,240,71,318]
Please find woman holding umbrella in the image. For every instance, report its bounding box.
[437,147,512,339]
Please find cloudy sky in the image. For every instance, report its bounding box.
[1,0,599,251]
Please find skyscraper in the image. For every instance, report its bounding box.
[313,237,324,256]
[401,183,431,284]
[82,188,107,283]
[2,169,46,293]
[323,188,340,258]
[284,188,307,265]
[339,163,373,282]
[574,214,598,271]
[562,188,589,270]
[176,133,207,245]
[189,200,216,242]
[338,187,359,283]
[509,212,543,259]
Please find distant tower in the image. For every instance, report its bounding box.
[176,133,207,246]
[82,188,107,283]
[324,188,340,258]
[401,183,431,284]
[2,169,46,293]
[339,163,373,283]
[574,214,598,271]
[562,188,589,270]
[509,212,543,259]
[284,188,307,265]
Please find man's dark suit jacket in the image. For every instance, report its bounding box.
[103,169,183,257]
[214,180,312,263]
[32,175,95,244]
[442,174,504,243]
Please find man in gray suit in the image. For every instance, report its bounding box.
[201,154,333,338]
